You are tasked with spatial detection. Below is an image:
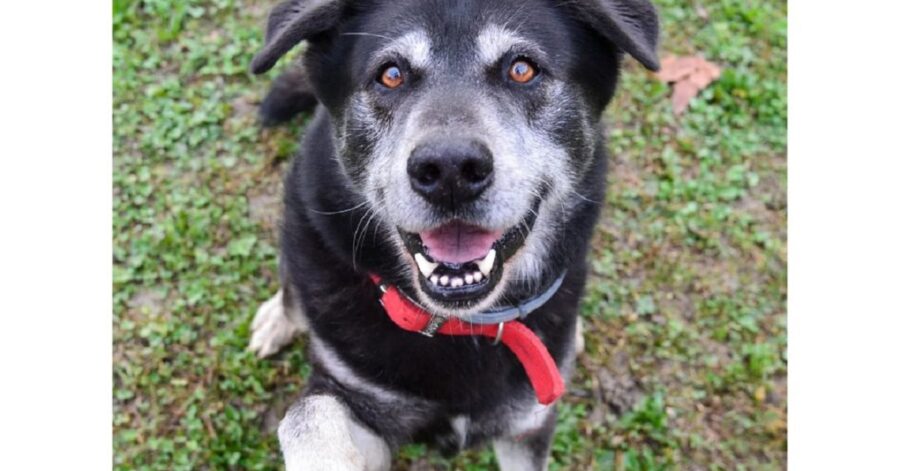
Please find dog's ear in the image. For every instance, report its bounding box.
[565,0,660,71]
[250,0,346,74]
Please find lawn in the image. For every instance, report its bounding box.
[113,0,787,469]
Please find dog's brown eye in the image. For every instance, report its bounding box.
[379,65,404,89]
[509,59,537,84]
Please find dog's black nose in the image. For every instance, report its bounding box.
[407,139,494,208]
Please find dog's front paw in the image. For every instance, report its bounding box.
[249,290,301,358]
[574,317,586,355]
[279,395,389,471]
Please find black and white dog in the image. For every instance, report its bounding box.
[247,0,659,469]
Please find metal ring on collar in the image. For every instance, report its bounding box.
[492,322,505,346]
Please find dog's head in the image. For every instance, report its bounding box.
[253,0,659,317]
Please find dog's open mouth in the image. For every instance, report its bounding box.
[399,203,540,307]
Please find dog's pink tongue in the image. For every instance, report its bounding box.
[420,222,501,264]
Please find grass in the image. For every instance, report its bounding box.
[113,0,787,469]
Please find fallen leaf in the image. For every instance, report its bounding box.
[656,55,722,115]
[671,81,700,116]
[754,385,767,403]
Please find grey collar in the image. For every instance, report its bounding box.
[461,271,567,325]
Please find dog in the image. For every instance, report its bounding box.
[247,0,659,469]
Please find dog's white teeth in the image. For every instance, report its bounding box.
[427,252,492,288]
[414,253,438,278]
[476,249,496,276]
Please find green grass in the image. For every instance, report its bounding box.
[113,0,786,469]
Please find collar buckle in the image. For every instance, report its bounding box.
[419,314,449,337]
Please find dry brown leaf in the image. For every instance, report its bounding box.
[656,55,722,115]
[671,81,700,116]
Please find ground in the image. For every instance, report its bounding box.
[113,0,787,469]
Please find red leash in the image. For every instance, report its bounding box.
[371,275,565,405]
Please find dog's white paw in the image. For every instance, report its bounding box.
[249,290,302,358]
[280,395,389,471]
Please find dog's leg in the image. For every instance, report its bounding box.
[493,407,557,471]
[249,281,308,357]
[279,394,391,471]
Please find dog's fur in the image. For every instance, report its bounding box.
[247,0,659,469]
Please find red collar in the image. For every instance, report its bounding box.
[370,274,565,405]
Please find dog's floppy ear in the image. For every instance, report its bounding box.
[566,0,660,71]
[250,0,346,74]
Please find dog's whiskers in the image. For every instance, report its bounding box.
[309,200,367,215]
[351,206,377,270]
[341,31,394,41]
[351,197,391,271]
[572,190,602,204]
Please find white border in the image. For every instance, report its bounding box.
[1,0,900,468]
[790,0,900,468]
[0,1,111,469]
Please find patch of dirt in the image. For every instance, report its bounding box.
[247,168,285,241]
[768,375,787,407]
[590,350,644,424]
[262,396,291,435]
[739,155,787,232]
[127,288,167,320]
[231,93,261,121]
[405,460,438,471]
[689,254,742,294]
[656,290,697,321]
[608,154,647,191]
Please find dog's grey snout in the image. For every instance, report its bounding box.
[407,139,494,209]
